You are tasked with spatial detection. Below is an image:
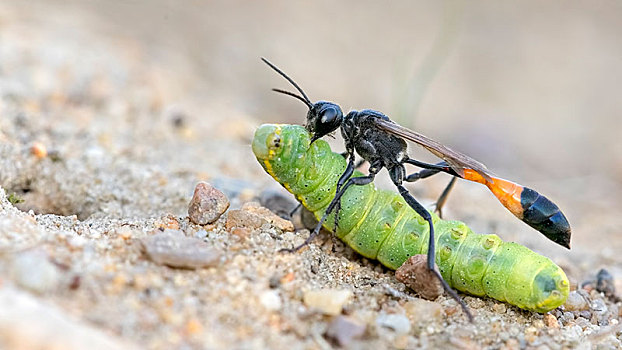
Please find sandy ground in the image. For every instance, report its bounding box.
[1,1,622,349]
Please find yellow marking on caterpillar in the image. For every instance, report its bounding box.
[282,181,294,193]
[296,193,309,208]
[261,126,305,206]
[262,126,282,182]
[263,159,277,180]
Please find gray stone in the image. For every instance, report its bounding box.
[376,313,411,335]
[140,229,221,269]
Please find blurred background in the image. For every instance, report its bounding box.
[2,0,621,264]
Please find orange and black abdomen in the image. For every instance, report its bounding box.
[462,169,571,249]
[519,187,571,249]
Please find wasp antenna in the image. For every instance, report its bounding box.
[271,88,313,109]
[261,57,312,105]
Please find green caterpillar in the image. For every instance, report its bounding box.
[252,123,569,312]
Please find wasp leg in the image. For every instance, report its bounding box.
[333,155,358,231]
[280,162,380,253]
[390,163,473,321]
[339,151,366,169]
[288,203,302,219]
[433,177,457,218]
[394,184,473,321]
[405,158,450,170]
[405,167,441,181]
[404,161,457,219]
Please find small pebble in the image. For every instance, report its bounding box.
[395,255,443,300]
[140,229,221,269]
[403,299,443,324]
[574,316,590,329]
[281,272,295,284]
[69,275,81,290]
[188,182,230,225]
[241,202,294,232]
[595,269,616,296]
[564,291,589,311]
[226,202,294,232]
[30,141,48,158]
[325,315,366,347]
[184,318,203,336]
[468,297,485,309]
[591,299,607,314]
[562,311,575,322]
[492,303,507,314]
[159,215,181,230]
[194,229,208,239]
[11,250,60,294]
[303,289,352,316]
[268,275,281,289]
[544,314,559,328]
[376,313,411,335]
[532,319,545,329]
[259,290,282,311]
[226,208,267,230]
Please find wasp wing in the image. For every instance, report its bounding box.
[374,118,492,181]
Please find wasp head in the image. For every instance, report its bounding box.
[307,101,343,143]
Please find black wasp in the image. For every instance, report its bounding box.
[261,58,571,320]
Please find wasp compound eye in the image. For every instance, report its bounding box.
[320,106,340,124]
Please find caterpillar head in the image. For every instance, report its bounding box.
[252,124,285,162]
[252,124,311,163]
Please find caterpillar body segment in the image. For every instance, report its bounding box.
[252,124,569,312]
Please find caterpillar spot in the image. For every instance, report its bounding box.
[483,238,496,250]
[440,246,452,261]
[450,228,464,240]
